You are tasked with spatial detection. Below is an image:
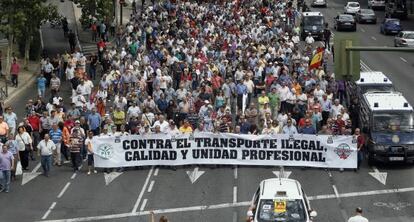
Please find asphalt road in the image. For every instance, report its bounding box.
[0,0,414,222]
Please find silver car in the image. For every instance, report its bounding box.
[312,0,327,7]
[394,31,414,47]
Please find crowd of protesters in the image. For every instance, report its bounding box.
[0,0,366,194]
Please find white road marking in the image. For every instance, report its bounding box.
[71,173,77,180]
[39,187,414,222]
[234,167,238,179]
[41,202,57,220]
[132,167,154,213]
[233,186,238,203]
[57,182,71,199]
[400,57,408,63]
[147,180,155,193]
[371,36,377,41]
[154,168,159,176]
[33,163,41,172]
[332,185,340,199]
[140,199,148,211]
[361,28,365,32]
[369,166,387,185]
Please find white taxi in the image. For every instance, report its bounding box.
[247,178,317,222]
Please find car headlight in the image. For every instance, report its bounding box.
[374,145,386,151]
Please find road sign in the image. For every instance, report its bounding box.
[334,32,360,81]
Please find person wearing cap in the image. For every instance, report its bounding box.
[348,207,368,222]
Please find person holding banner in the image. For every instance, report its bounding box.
[85,131,97,175]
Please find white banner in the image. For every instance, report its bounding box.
[93,133,357,168]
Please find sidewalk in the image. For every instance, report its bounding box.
[0,59,38,105]
[72,2,133,48]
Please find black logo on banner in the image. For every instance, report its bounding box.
[327,136,333,144]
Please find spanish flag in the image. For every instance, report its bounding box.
[309,47,324,70]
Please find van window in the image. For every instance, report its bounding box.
[303,16,324,26]
[373,112,414,132]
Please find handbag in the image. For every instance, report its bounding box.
[15,161,22,175]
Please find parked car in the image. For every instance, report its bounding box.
[311,0,327,7]
[368,0,386,9]
[334,14,357,31]
[380,18,403,35]
[394,31,414,47]
[344,2,361,14]
[356,9,377,24]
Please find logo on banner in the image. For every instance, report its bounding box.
[98,143,114,159]
[327,136,333,144]
[334,143,352,160]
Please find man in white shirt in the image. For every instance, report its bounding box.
[348,207,369,222]
[152,115,169,133]
[37,134,56,177]
[127,102,141,120]
[331,99,344,119]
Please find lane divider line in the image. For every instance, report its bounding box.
[132,167,154,213]
[140,199,148,212]
[400,57,408,63]
[147,180,155,193]
[233,186,238,203]
[41,202,57,220]
[57,182,71,199]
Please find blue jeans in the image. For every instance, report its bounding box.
[1,170,11,192]
[41,155,52,175]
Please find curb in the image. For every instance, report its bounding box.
[5,73,37,105]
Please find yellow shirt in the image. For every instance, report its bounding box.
[179,126,193,134]
[258,96,269,109]
[113,111,125,125]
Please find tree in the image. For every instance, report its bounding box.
[0,0,60,70]
[76,0,114,28]
[0,0,27,74]
[19,1,60,68]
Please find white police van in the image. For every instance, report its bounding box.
[347,71,395,103]
[360,92,414,164]
[248,178,317,222]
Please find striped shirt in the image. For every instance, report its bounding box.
[49,129,62,144]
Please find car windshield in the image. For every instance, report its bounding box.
[387,19,400,25]
[373,112,414,132]
[359,85,395,94]
[257,199,307,222]
[360,9,374,14]
[303,16,324,26]
[403,33,414,39]
[339,15,354,21]
[349,2,360,7]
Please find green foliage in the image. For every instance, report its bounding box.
[77,0,114,22]
[0,0,60,61]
